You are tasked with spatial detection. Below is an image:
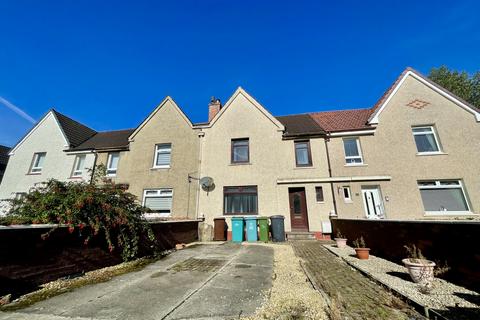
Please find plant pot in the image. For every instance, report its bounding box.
[402,258,436,283]
[335,238,347,248]
[355,248,370,260]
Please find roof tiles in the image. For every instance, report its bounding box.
[69,129,134,151]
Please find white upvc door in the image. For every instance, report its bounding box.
[362,186,385,219]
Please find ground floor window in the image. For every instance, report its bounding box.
[224,186,258,215]
[342,186,352,202]
[315,186,324,202]
[142,189,173,216]
[418,180,470,213]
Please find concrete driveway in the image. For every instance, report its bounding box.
[0,243,273,320]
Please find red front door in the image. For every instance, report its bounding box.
[289,187,309,231]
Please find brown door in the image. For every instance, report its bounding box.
[288,187,309,231]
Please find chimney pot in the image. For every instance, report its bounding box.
[208,96,222,122]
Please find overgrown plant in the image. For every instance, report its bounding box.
[352,236,366,248]
[5,165,156,261]
[403,244,426,264]
[335,229,344,239]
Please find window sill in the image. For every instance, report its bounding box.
[223,213,258,216]
[344,200,353,204]
[316,201,325,204]
[68,176,83,180]
[26,172,42,176]
[294,166,315,169]
[229,162,252,166]
[106,174,117,177]
[416,152,448,156]
[150,166,171,170]
[424,211,476,216]
[344,163,367,167]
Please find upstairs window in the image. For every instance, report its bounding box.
[143,189,173,216]
[154,143,172,168]
[295,141,312,167]
[418,180,470,213]
[72,155,86,177]
[224,186,258,215]
[343,138,363,164]
[231,138,249,164]
[106,152,120,176]
[412,126,441,154]
[30,152,46,174]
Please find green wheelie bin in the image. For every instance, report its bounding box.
[257,217,269,242]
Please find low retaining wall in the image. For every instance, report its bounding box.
[331,218,480,292]
[0,220,199,298]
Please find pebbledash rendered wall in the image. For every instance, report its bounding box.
[328,75,480,220]
[197,89,334,239]
[0,113,94,204]
[331,218,480,292]
[0,220,199,299]
[95,98,200,220]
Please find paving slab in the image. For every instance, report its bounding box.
[0,243,273,320]
[291,241,423,320]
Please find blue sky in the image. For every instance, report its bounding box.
[1,0,479,147]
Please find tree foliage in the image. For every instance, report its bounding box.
[429,66,480,108]
[4,165,156,261]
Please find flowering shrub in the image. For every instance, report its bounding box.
[5,166,156,261]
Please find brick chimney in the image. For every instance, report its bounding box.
[208,97,222,122]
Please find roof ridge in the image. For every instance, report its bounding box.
[308,108,371,115]
[95,128,135,133]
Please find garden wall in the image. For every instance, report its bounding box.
[0,220,199,298]
[331,218,480,292]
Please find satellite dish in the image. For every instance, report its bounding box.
[200,176,215,192]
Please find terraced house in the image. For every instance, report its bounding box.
[317,68,480,221]
[0,68,479,238]
[0,110,97,206]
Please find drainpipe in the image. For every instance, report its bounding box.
[195,131,205,220]
[89,151,98,185]
[324,136,338,216]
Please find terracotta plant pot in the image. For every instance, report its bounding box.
[355,248,370,260]
[402,258,436,283]
[335,238,347,248]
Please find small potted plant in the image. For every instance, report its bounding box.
[334,229,347,248]
[353,236,370,260]
[402,245,436,284]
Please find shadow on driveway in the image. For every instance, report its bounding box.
[0,243,273,320]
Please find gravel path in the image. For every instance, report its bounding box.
[325,244,480,320]
[242,243,328,320]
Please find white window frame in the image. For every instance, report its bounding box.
[412,125,442,155]
[343,138,364,165]
[30,152,46,174]
[418,180,471,215]
[106,152,120,176]
[71,154,86,177]
[342,186,352,203]
[142,189,173,217]
[153,143,172,169]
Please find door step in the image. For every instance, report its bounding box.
[286,232,316,241]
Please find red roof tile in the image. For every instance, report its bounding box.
[309,109,372,133]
